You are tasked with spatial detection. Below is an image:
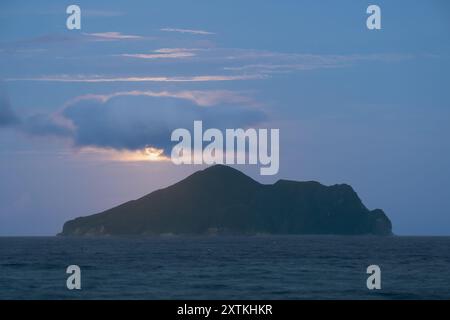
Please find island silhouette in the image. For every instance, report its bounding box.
[60,165,392,236]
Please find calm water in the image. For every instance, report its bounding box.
[0,236,449,299]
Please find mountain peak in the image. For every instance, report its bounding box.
[179,164,260,188]
[200,164,243,174]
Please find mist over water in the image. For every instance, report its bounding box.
[1,236,449,299]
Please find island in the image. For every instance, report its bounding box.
[59,165,392,236]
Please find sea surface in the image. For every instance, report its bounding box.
[0,236,449,300]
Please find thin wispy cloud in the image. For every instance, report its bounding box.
[1,32,146,51]
[160,27,215,35]
[7,74,266,83]
[115,47,412,73]
[68,90,257,107]
[120,48,199,59]
[3,45,412,85]
[84,32,143,41]
[222,52,414,74]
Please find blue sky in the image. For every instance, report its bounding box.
[0,0,449,235]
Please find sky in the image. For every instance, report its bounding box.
[0,0,449,236]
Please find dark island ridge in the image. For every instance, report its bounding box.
[60,165,392,236]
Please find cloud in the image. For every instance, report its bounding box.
[16,91,266,157]
[1,32,146,51]
[222,52,414,74]
[7,51,408,83]
[83,32,143,41]
[0,94,19,127]
[160,28,215,35]
[114,49,414,80]
[7,74,266,83]
[75,146,170,162]
[68,90,257,107]
[21,113,73,137]
[120,48,198,59]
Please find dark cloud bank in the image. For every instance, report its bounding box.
[2,93,267,154]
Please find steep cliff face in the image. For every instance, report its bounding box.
[60,165,392,236]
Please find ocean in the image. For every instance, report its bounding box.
[0,236,449,300]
